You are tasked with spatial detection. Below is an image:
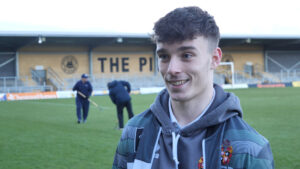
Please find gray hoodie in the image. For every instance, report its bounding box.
[150,84,242,169]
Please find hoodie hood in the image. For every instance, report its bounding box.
[150,84,243,135]
[107,80,117,89]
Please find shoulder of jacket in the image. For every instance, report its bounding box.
[222,116,274,168]
[224,116,270,150]
[119,109,157,149]
[116,109,154,154]
[126,108,154,128]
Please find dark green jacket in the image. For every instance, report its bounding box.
[113,86,274,169]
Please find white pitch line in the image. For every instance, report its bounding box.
[20,100,112,110]
[19,100,75,107]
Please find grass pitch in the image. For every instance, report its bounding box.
[0,87,300,169]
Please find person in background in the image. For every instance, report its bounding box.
[73,73,93,124]
[107,80,134,129]
[112,6,274,169]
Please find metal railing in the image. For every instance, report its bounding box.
[64,73,165,90]
[272,69,300,82]
[0,85,53,93]
[0,76,53,93]
[215,69,300,85]
[47,67,65,90]
[30,68,46,85]
[65,69,300,90]
[0,76,24,88]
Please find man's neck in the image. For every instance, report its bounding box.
[170,86,214,126]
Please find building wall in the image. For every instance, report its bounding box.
[19,46,89,78]
[222,45,264,72]
[93,45,155,77]
[18,45,155,79]
[18,44,265,81]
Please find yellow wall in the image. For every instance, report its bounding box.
[222,46,264,72]
[93,45,155,76]
[19,46,89,78]
[19,45,155,79]
[19,52,89,78]
[18,44,264,79]
[93,52,154,76]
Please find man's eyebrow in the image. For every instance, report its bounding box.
[177,46,196,52]
[156,48,167,54]
[156,46,196,54]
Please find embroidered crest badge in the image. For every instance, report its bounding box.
[198,156,203,169]
[221,139,233,166]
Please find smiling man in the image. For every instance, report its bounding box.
[112,6,274,169]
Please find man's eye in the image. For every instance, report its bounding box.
[158,54,169,60]
[183,53,193,59]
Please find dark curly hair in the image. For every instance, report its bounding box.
[152,6,220,49]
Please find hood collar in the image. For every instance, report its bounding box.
[150,84,243,136]
[108,80,117,89]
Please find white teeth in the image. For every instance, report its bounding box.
[171,80,186,85]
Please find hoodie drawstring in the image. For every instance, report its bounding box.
[172,131,180,169]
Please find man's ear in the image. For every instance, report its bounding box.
[211,47,222,69]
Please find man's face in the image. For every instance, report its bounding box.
[81,78,87,83]
[156,36,222,102]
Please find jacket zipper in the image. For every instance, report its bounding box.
[202,139,206,169]
[150,127,162,167]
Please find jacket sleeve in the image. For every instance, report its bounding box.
[121,81,131,93]
[88,82,93,97]
[223,117,274,169]
[112,141,128,169]
[72,82,78,91]
[112,128,132,169]
[248,142,274,169]
[109,91,117,104]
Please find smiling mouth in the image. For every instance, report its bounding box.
[168,80,189,86]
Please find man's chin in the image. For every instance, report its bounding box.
[169,92,188,102]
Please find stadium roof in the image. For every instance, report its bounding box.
[1,31,300,51]
[0,31,153,51]
[0,31,150,38]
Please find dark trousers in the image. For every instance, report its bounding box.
[116,100,134,128]
[76,97,90,121]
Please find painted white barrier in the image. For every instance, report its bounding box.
[56,91,76,99]
[0,93,6,101]
[93,90,109,96]
[6,92,58,101]
[140,87,165,94]
[221,84,248,89]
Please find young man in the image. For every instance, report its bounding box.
[112,6,274,169]
[107,80,134,129]
[73,73,93,124]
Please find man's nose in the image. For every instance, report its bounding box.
[167,57,181,74]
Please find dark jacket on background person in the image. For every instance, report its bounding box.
[108,80,131,105]
[73,80,93,99]
[112,84,274,169]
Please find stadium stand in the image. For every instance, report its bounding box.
[1,33,300,93]
[65,73,165,91]
[1,69,300,93]
[0,76,52,93]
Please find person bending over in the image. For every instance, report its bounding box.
[107,80,134,129]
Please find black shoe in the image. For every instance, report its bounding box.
[77,120,81,124]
